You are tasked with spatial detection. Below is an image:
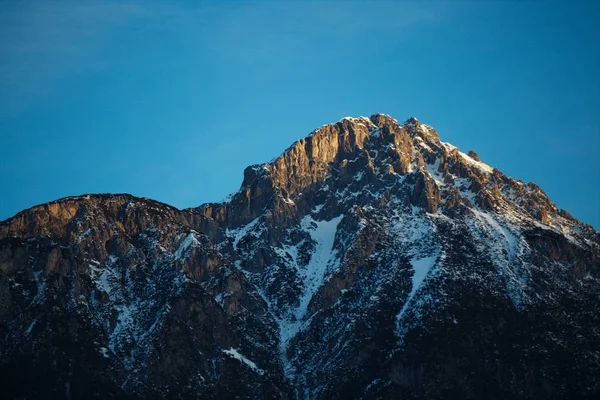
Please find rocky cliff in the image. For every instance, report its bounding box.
[1,114,599,399]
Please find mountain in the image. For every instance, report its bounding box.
[1,114,598,400]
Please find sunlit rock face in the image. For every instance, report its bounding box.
[1,114,598,400]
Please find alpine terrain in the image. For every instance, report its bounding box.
[1,114,598,399]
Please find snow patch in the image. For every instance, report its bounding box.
[226,217,263,249]
[370,126,382,138]
[469,209,529,307]
[277,214,344,377]
[296,214,344,320]
[222,348,264,375]
[174,232,200,259]
[312,204,324,213]
[459,151,494,174]
[76,229,90,244]
[30,270,46,306]
[396,253,438,322]
[97,270,114,294]
[25,319,36,336]
[425,158,445,188]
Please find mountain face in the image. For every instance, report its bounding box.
[1,114,599,400]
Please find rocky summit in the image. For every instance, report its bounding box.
[1,114,599,400]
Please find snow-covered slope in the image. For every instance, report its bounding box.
[1,115,599,399]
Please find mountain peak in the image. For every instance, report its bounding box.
[191,114,596,251]
[1,113,599,399]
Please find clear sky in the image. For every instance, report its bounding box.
[1,0,599,228]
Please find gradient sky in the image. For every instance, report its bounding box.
[1,0,599,228]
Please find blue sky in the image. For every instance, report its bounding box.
[1,0,599,228]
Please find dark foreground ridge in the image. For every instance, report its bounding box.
[1,114,599,399]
